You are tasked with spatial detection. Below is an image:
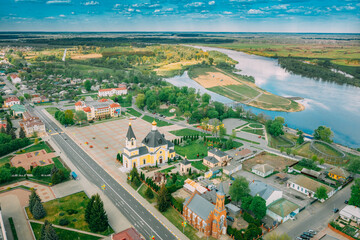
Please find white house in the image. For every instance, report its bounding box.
[287,175,335,200]
[4,96,20,108]
[98,86,127,97]
[249,180,282,206]
[267,198,300,223]
[10,74,21,84]
[340,205,360,224]
[252,164,274,178]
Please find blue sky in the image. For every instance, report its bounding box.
[1,0,359,32]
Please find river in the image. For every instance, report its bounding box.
[165,46,360,148]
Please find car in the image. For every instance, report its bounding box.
[300,235,310,240]
[333,208,339,213]
[226,216,234,222]
[308,230,317,235]
[344,200,349,204]
[296,237,303,240]
[303,232,314,237]
[159,114,164,117]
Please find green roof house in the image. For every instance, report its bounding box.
[10,104,26,117]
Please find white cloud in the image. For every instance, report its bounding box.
[272,4,289,10]
[82,1,99,6]
[154,9,160,13]
[136,9,141,12]
[128,8,134,12]
[46,0,70,4]
[71,12,75,14]
[113,4,121,9]
[59,14,65,17]
[208,1,215,5]
[149,4,160,8]
[185,2,204,7]
[223,11,232,14]
[344,6,355,10]
[165,8,173,11]
[248,9,263,14]
[45,16,55,19]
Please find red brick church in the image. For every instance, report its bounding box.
[183,183,227,238]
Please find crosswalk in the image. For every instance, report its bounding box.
[50,131,64,136]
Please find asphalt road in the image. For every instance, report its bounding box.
[28,107,177,240]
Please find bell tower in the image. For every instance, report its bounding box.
[126,122,136,149]
[213,182,227,238]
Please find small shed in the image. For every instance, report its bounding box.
[225,203,241,215]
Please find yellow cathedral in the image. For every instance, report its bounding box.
[122,121,176,171]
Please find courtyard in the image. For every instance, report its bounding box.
[242,151,297,172]
[11,150,56,170]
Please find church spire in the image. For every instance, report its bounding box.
[126,122,136,140]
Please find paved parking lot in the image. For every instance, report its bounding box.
[67,118,178,169]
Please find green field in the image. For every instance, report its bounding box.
[191,161,208,171]
[249,123,263,128]
[16,142,52,154]
[159,166,176,174]
[241,127,264,136]
[45,107,59,116]
[175,143,208,159]
[26,191,113,235]
[313,142,343,157]
[157,108,176,117]
[224,84,260,98]
[208,86,248,102]
[169,128,208,136]
[142,115,173,127]
[126,108,142,117]
[0,155,12,167]
[30,222,101,240]
[188,66,216,79]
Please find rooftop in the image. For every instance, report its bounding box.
[268,198,300,218]
[112,227,142,240]
[290,175,333,193]
[185,194,214,220]
[208,148,228,158]
[329,167,350,178]
[249,180,280,200]
[340,205,360,219]
[204,156,219,164]
[252,164,274,173]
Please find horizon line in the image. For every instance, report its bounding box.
[0,31,359,34]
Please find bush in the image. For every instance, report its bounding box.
[66,209,78,215]
[59,212,65,216]
[59,218,70,226]
[243,212,261,227]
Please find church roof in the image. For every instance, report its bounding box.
[142,129,167,148]
[217,182,225,196]
[186,194,214,220]
[126,123,136,140]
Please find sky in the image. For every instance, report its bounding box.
[1,0,359,32]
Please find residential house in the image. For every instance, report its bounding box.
[75,99,121,121]
[180,158,192,175]
[287,175,335,200]
[183,183,227,238]
[98,86,127,97]
[10,104,26,117]
[10,74,21,84]
[328,167,350,181]
[4,96,20,108]
[225,203,241,215]
[223,160,242,176]
[153,172,167,186]
[31,94,49,104]
[252,164,275,178]
[267,198,300,223]
[249,180,283,206]
[339,205,360,225]
[111,227,143,240]
[203,148,230,168]
[122,122,175,171]
[20,112,46,137]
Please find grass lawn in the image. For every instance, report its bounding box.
[170,128,209,136]
[293,162,321,172]
[126,108,142,117]
[175,142,208,159]
[16,142,52,154]
[233,136,260,145]
[45,107,59,116]
[313,142,343,157]
[161,207,215,240]
[207,137,244,150]
[249,123,263,128]
[35,102,53,106]
[208,86,248,102]
[172,116,185,121]
[142,115,173,127]
[26,191,114,236]
[268,135,294,149]
[52,157,67,171]
[241,127,264,136]
[191,161,208,172]
[295,142,313,158]
[157,108,176,117]
[63,104,75,107]
[0,155,12,167]
[30,222,102,240]
[138,184,157,204]
[159,166,176,174]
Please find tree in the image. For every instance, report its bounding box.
[24,93,31,100]
[349,178,360,207]
[29,189,41,213]
[315,186,328,201]
[16,167,26,176]
[250,196,267,220]
[241,195,253,211]
[41,220,59,240]
[312,155,318,162]
[10,129,16,139]
[75,110,87,124]
[33,200,46,219]
[157,184,170,212]
[201,93,211,105]
[286,148,291,155]
[135,94,146,109]
[0,168,11,183]
[86,194,109,232]
[219,125,226,140]
[297,130,304,145]
[183,111,191,120]
[64,110,74,125]
[347,160,360,174]
[266,119,284,137]
[209,57,214,65]
[145,186,154,199]
[84,80,92,91]
[19,127,26,138]
[229,177,250,202]
[314,126,333,143]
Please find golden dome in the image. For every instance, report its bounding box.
[152,120,157,126]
